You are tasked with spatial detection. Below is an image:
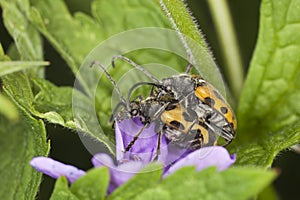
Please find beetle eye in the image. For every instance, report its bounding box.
[205,113,212,121]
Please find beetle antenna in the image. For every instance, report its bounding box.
[90,61,130,111]
[185,63,193,73]
[127,82,158,103]
[112,55,160,84]
[109,101,126,123]
[185,51,194,73]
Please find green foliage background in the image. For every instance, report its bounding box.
[0,0,300,199]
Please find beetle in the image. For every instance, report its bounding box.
[91,55,236,153]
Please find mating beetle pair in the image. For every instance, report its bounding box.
[91,55,236,154]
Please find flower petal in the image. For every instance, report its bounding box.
[163,146,236,177]
[115,118,205,167]
[108,161,145,194]
[91,153,145,194]
[163,143,192,167]
[30,157,85,183]
[115,117,168,163]
[92,153,115,168]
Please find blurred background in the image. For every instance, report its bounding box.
[0,0,299,199]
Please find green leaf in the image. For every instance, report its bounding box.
[3,72,113,155]
[50,177,79,200]
[158,0,226,95]
[29,0,181,93]
[2,72,35,113]
[133,188,170,200]
[107,163,163,200]
[0,61,49,76]
[216,167,275,200]
[32,78,115,154]
[0,93,18,121]
[0,32,49,198]
[29,0,105,79]
[92,0,170,36]
[0,50,48,121]
[51,168,109,200]
[32,79,76,128]
[232,122,300,167]
[0,43,10,61]
[0,46,19,121]
[70,167,109,200]
[257,184,279,200]
[0,0,44,77]
[29,0,173,76]
[0,102,49,199]
[158,0,207,46]
[158,167,276,200]
[237,0,300,140]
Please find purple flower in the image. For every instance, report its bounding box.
[30,157,86,183]
[91,153,144,193]
[115,118,236,171]
[163,146,236,177]
[115,117,169,164]
[30,118,235,194]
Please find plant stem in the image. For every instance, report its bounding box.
[159,0,228,97]
[207,0,244,100]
